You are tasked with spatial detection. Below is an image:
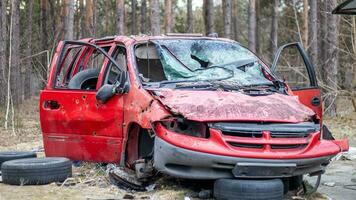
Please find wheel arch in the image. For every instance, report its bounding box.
[120,122,155,167]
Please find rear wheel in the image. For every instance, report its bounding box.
[1,157,72,185]
[214,178,284,200]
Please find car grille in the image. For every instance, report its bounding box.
[209,122,320,150]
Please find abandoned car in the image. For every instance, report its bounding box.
[39,35,348,195]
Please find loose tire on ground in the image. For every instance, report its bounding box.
[214,178,284,200]
[1,157,72,185]
[0,151,37,167]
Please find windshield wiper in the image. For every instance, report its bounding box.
[238,84,286,94]
[211,58,257,69]
[174,81,216,90]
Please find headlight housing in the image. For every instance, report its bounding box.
[160,118,210,138]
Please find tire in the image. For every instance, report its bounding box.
[68,68,100,90]
[0,151,37,167]
[1,157,72,185]
[214,179,284,200]
[289,175,303,191]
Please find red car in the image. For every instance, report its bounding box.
[39,35,348,189]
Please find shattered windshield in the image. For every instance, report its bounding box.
[137,39,275,88]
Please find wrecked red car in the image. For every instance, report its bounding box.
[39,35,348,188]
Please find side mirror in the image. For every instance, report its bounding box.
[96,84,116,103]
[96,71,129,103]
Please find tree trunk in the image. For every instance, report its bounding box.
[48,0,57,39]
[150,0,160,36]
[187,0,193,32]
[302,0,308,47]
[116,0,125,35]
[85,0,94,36]
[248,0,256,52]
[165,0,173,33]
[324,0,339,117]
[40,0,48,85]
[104,0,110,34]
[0,0,7,105]
[10,0,21,106]
[255,0,260,54]
[309,0,318,72]
[203,0,214,35]
[74,0,81,39]
[223,0,232,38]
[24,0,33,99]
[140,0,147,34]
[79,0,85,38]
[270,0,279,61]
[94,0,99,36]
[64,0,75,40]
[319,0,327,77]
[131,0,137,35]
[232,0,239,41]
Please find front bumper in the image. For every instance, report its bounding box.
[154,137,333,179]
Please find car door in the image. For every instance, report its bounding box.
[271,42,322,119]
[40,41,125,163]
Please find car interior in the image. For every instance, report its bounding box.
[135,43,167,82]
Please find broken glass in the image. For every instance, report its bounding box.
[151,39,275,87]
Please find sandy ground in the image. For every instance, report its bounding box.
[307,148,356,200]
[0,97,355,200]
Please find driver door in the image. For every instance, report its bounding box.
[271,42,322,119]
[40,41,126,163]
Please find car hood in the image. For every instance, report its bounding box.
[151,89,315,123]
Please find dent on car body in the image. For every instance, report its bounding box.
[150,88,315,123]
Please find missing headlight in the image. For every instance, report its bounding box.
[161,118,210,138]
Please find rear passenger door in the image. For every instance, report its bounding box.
[271,42,322,119]
[40,41,125,163]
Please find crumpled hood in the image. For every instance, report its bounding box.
[151,89,315,123]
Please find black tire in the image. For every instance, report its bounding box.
[68,68,100,90]
[0,151,37,167]
[1,157,72,185]
[214,179,284,200]
[289,175,303,191]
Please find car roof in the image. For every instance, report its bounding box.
[78,34,235,45]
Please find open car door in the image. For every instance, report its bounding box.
[332,0,356,15]
[271,42,322,119]
[40,41,127,163]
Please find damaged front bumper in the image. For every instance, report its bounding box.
[153,122,348,179]
[154,137,333,179]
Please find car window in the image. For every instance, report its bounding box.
[273,46,311,90]
[83,47,111,71]
[136,39,274,87]
[135,43,167,82]
[54,44,110,90]
[104,46,127,85]
[54,45,84,88]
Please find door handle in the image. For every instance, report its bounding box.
[311,97,321,106]
[43,100,60,110]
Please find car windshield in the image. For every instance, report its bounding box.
[136,39,276,88]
